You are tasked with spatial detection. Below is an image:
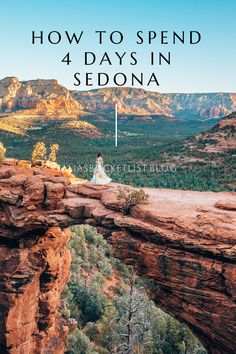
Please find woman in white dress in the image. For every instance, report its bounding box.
[91,153,112,185]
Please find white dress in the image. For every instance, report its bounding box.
[91,157,112,185]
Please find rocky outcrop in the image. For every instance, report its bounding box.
[0,161,236,353]
[0,227,72,354]
[1,77,236,119]
[73,87,236,119]
[188,112,236,152]
[0,164,74,353]
[0,77,81,118]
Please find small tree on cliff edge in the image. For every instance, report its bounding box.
[32,142,47,166]
[0,142,6,166]
[32,142,59,166]
[116,186,149,215]
[48,144,59,162]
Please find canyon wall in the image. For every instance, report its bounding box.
[0,161,235,353]
[0,227,72,353]
[0,77,81,117]
[1,76,236,119]
[73,87,236,118]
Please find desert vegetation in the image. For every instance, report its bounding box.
[31,142,47,166]
[1,114,235,192]
[0,142,6,166]
[31,141,76,179]
[116,186,149,215]
[0,113,35,135]
[62,225,206,354]
[31,141,59,166]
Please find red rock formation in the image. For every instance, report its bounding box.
[0,227,72,354]
[0,77,81,118]
[191,112,236,152]
[72,87,236,118]
[0,161,236,353]
[0,164,74,353]
[199,105,230,119]
[1,76,236,119]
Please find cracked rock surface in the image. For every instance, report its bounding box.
[0,160,236,353]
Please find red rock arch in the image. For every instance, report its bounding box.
[0,162,235,353]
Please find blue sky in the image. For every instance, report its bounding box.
[0,0,235,92]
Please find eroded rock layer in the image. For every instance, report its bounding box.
[0,161,235,353]
[1,76,236,119]
[0,226,72,354]
[72,87,236,118]
[0,77,81,117]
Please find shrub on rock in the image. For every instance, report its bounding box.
[116,186,149,215]
[32,142,47,166]
[48,143,59,162]
[0,142,6,166]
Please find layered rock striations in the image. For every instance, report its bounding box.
[0,164,74,353]
[0,77,81,118]
[1,76,236,119]
[0,227,72,354]
[0,161,236,353]
[73,87,236,118]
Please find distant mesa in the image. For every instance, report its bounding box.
[0,76,236,119]
[72,87,236,119]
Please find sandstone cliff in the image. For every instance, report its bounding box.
[0,161,235,353]
[0,77,81,118]
[73,87,236,119]
[1,76,236,119]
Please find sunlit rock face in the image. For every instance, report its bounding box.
[0,161,235,353]
[189,112,236,152]
[72,87,236,118]
[0,77,81,117]
[0,227,72,354]
[0,76,236,119]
